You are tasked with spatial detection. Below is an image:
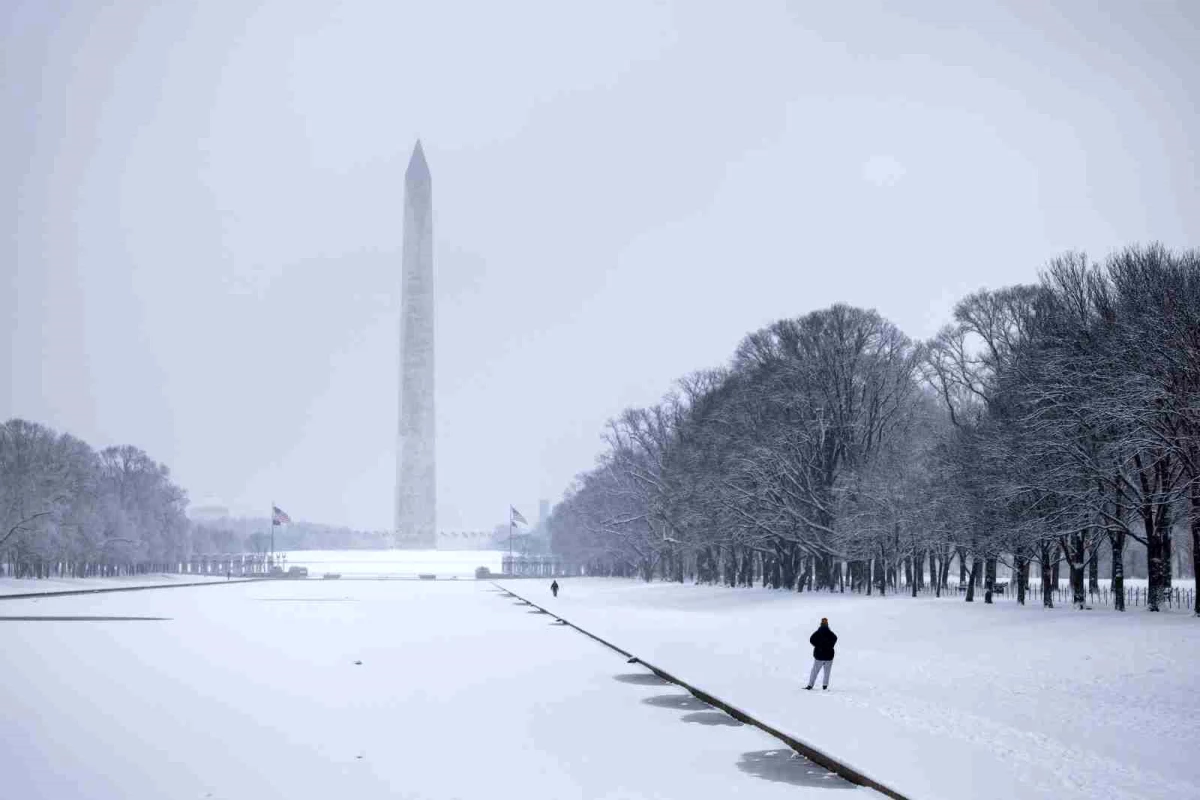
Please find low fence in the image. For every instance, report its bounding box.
[903,580,1194,610]
[1048,584,1193,610]
[0,554,276,580]
[500,555,582,578]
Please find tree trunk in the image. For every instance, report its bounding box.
[738,548,754,587]
[1165,523,1173,590]
[1111,531,1126,612]
[1192,481,1200,617]
[781,544,798,590]
[965,557,980,602]
[957,547,966,587]
[1140,455,1173,612]
[1146,499,1172,612]
[1040,541,1054,608]
[814,553,829,590]
[984,556,996,604]
[1069,530,1087,609]
[1088,540,1100,595]
[1014,552,1027,606]
[877,546,887,596]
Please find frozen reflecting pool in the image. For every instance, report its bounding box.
[0,579,872,799]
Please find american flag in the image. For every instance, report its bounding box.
[510,506,528,526]
[272,505,292,526]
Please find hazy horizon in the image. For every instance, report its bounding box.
[4,1,1197,531]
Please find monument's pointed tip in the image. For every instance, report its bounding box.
[406,140,430,182]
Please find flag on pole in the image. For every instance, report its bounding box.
[272,505,292,526]
[510,506,527,526]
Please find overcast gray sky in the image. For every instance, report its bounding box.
[3,1,1197,532]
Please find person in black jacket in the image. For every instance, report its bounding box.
[805,617,837,690]
[550,580,559,598]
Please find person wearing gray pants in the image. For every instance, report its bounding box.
[805,617,837,690]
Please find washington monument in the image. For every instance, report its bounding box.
[395,141,436,548]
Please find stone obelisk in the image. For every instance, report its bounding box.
[395,141,436,548]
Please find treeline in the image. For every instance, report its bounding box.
[0,418,386,578]
[1,419,189,577]
[549,244,1200,613]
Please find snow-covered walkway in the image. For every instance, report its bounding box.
[0,573,230,597]
[1,579,877,799]
[497,578,1200,800]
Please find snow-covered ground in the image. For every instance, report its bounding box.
[497,578,1200,800]
[0,579,876,799]
[0,573,228,596]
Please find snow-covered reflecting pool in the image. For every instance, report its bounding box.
[1,579,860,799]
[279,548,503,578]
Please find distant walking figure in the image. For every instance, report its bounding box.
[805,617,837,690]
[551,580,559,598]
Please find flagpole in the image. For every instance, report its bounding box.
[508,506,513,576]
[270,499,275,570]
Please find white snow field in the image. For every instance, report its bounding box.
[496,579,1200,800]
[0,579,878,800]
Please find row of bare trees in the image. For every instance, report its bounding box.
[0,419,191,577]
[0,418,409,579]
[549,244,1200,613]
